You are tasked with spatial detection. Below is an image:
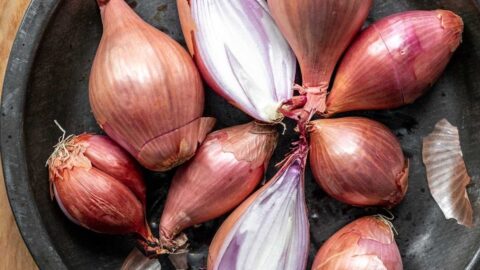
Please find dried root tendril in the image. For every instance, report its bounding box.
[46,121,91,198]
[375,213,399,236]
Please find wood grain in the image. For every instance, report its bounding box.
[0,0,38,269]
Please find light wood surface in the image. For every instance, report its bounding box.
[0,0,38,269]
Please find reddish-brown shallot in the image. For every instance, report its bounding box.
[177,0,296,123]
[159,122,278,252]
[268,0,372,119]
[89,0,215,172]
[326,10,464,116]
[47,133,157,252]
[208,145,309,270]
[312,216,403,270]
[309,117,409,207]
[423,119,473,227]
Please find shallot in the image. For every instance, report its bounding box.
[159,122,278,252]
[326,10,463,115]
[312,216,403,270]
[269,0,372,118]
[90,0,215,172]
[208,145,309,270]
[309,117,409,207]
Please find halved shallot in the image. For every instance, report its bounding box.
[177,0,296,123]
[90,0,215,172]
[208,145,309,270]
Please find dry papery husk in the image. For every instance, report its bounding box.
[47,132,160,254]
[423,119,473,227]
[312,215,403,270]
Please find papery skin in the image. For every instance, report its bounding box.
[90,0,215,172]
[312,216,403,270]
[80,134,146,205]
[177,0,296,123]
[208,150,309,270]
[309,117,408,207]
[422,119,473,227]
[48,134,152,241]
[159,122,278,250]
[326,10,464,115]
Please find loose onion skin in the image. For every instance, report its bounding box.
[47,134,154,244]
[89,0,215,172]
[423,119,473,227]
[309,117,408,207]
[326,10,463,115]
[159,122,278,251]
[312,216,403,270]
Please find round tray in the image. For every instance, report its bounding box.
[2,0,480,269]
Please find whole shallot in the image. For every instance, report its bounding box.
[90,0,215,172]
[269,0,372,118]
[312,216,403,270]
[47,133,157,252]
[208,145,309,270]
[159,122,278,252]
[309,117,409,207]
[177,0,296,123]
[326,10,463,115]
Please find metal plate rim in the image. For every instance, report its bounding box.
[0,0,66,269]
[1,0,480,269]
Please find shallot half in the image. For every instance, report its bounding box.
[47,133,157,252]
[312,216,403,270]
[177,0,296,123]
[208,145,309,270]
[159,122,278,252]
[90,0,215,172]
[309,117,409,207]
[326,10,463,115]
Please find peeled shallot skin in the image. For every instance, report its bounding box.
[423,119,473,227]
[159,122,278,250]
[312,216,403,270]
[309,117,408,207]
[326,10,463,115]
[89,0,215,172]
[48,134,152,241]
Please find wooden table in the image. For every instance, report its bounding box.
[0,0,38,269]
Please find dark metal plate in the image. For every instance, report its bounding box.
[2,0,480,269]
